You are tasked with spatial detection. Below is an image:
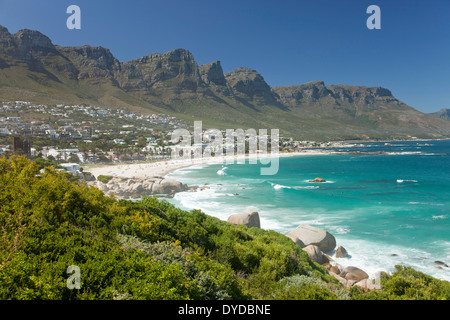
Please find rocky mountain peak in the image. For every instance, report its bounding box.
[224,67,282,106]
[13,29,55,52]
[0,25,9,34]
[0,25,15,50]
[198,61,226,86]
[273,80,331,103]
[429,108,450,120]
[165,48,195,62]
[372,87,393,97]
[225,68,271,95]
[274,81,397,106]
[117,48,201,92]
[58,45,120,71]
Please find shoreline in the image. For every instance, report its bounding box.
[84,149,335,179]
[82,143,450,282]
[83,138,448,179]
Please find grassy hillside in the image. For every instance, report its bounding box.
[0,156,449,300]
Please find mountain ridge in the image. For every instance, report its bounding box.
[429,109,450,121]
[1,25,449,140]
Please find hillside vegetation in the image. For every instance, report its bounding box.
[0,156,449,300]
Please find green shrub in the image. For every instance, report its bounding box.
[350,265,450,300]
[269,275,342,300]
[97,175,113,184]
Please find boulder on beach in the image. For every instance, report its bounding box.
[302,245,328,264]
[285,224,336,253]
[309,177,326,183]
[91,176,188,199]
[227,211,260,228]
[151,178,187,195]
[354,279,382,290]
[340,266,369,282]
[335,246,349,258]
[329,265,341,274]
[329,272,348,287]
[82,172,96,182]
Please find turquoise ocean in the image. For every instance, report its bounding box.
[166,140,450,281]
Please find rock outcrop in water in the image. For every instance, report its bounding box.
[285,224,336,253]
[335,246,349,258]
[309,177,326,183]
[283,224,381,290]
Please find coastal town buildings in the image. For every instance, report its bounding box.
[1,100,354,165]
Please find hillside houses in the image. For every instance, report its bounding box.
[0,100,349,165]
[0,101,186,143]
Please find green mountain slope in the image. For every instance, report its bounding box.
[1,25,449,140]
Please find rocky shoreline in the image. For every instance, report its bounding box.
[84,174,197,199]
[226,211,448,290]
[83,172,448,288]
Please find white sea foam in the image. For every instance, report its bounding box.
[271,183,319,190]
[273,184,290,190]
[327,225,351,235]
[396,179,418,183]
[330,238,450,281]
[386,151,422,155]
[408,201,444,206]
[167,150,450,282]
[245,205,259,212]
[217,166,228,176]
[293,186,319,190]
[171,186,450,281]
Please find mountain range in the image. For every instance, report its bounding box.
[1,25,449,140]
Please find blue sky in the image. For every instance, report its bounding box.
[0,0,449,112]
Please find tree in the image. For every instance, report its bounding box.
[0,208,26,272]
[67,153,80,163]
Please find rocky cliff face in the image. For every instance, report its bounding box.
[224,67,281,106]
[0,26,58,67]
[274,81,330,104]
[0,25,15,49]
[13,29,55,56]
[58,45,121,80]
[118,48,202,92]
[198,60,226,86]
[274,80,400,107]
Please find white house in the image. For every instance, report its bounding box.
[48,148,80,160]
[59,163,81,175]
[113,138,125,145]
[46,130,59,139]
[0,127,11,135]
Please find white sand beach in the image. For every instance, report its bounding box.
[85,150,333,179]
